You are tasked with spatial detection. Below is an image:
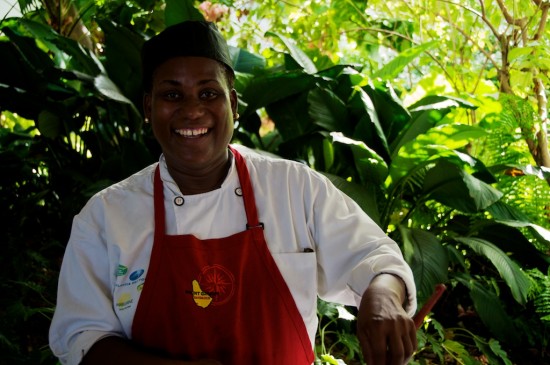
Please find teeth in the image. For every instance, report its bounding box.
[174,128,208,137]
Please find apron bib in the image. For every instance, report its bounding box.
[132,147,314,364]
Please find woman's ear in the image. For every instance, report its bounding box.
[143,93,152,122]
[230,89,238,119]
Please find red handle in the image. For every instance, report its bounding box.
[413,284,446,329]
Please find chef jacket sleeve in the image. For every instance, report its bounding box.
[49,209,124,365]
[309,172,417,316]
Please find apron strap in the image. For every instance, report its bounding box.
[153,166,165,241]
[229,146,263,230]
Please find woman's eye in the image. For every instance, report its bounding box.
[200,90,218,99]
[163,91,180,100]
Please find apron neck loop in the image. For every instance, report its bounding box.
[228,146,263,230]
[154,148,263,232]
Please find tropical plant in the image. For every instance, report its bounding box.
[1,1,549,364]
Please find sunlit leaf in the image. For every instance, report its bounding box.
[266,32,317,74]
[374,41,438,80]
[93,74,133,104]
[336,305,356,321]
[390,95,475,159]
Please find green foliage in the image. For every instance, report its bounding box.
[528,268,550,323]
[414,318,514,365]
[233,24,550,363]
[316,300,362,364]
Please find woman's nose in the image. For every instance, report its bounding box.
[181,98,205,119]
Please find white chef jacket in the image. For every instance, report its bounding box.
[49,144,417,365]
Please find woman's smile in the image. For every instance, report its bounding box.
[173,127,210,138]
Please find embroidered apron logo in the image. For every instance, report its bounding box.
[130,269,145,281]
[116,264,128,276]
[186,264,235,308]
[116,292,133,310]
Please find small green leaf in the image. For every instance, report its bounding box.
[319,354,342,365]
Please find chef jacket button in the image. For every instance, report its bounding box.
[235,187,243,196]
[174,196,184,206]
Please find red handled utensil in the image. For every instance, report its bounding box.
[412,284,447,329]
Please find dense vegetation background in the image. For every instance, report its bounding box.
[1,0,550,364]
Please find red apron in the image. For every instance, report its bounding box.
[132,147,314,364]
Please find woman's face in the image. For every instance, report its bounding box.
[144,56,237,174]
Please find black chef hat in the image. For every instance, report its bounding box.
[141,20,234,91]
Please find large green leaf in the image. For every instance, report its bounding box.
[399,226,448,302]
[351,87,390,158]
[423,160,502,213]
[240,70,317,118]
[455,237,532,304]
[308,87,350,133]
[37,110,61,139]
[486,200,532,222]
[330,132,388,186]
[230,46,266,74]
[363,82,411,147]
[265,91,313,141]
[98,20,143,106]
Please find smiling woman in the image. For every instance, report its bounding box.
[48,19,417,365]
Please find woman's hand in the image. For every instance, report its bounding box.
[357,274,417,365]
